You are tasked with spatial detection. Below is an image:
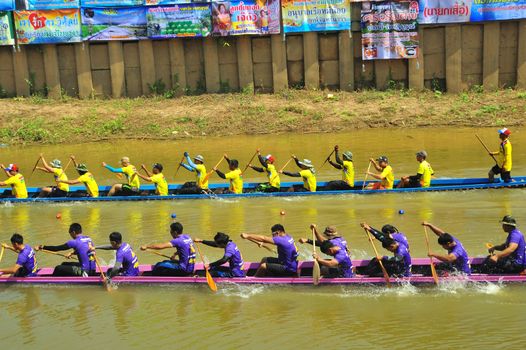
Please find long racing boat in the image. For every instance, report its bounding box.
[1,258,524,286]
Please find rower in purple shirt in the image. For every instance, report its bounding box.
[361,222,409,250]
[483,215,526,274]
[194,232,245,278]
[313,240,353,278]
[141,222,196,276]
[95,232,139,278]
[35,223,96,277]
[299,224,349,253]
[366,238,412,277]
[0,234,38,277]
[241,224,298,277]
[422,222,471,275]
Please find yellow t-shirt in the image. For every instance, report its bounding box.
[150,173,168,196]
[342,160,354,187]
[266,164,280,188]
[195,164,208,189]
[3,173,28,199]
[417,160,434,188]
[53,168,69,192]
[380,165,394,189]
[122,165,141,189]
[499,140,512,171]
[78,172,99,198]
[225,168,243,194]
[299,169,317,192]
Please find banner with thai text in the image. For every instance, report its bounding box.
[81,7,147,41]
[0,0,13,11]
[146,4,211,38]
[418,0,526,23]
[282,0,351,33]
[14,9,81,44]
[361,1,419,60]
[27,0,79,10]
[81,0,143,8]
[211,0,280,36]
[0,11,14,44]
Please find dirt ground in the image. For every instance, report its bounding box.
[0,88,525,144]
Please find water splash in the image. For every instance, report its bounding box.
[218,283,266,299]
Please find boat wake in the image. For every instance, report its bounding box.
[218,283,266,298]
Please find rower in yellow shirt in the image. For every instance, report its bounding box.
[398,151,434,188]
[0,163,28,199]
[179,152,209,194]
[248,150,280,192]
[281,156,317,192]
[489,128,512,183]
[214,155,243,194]
[102,156,141,196]
[327,145,354,190]
[366,156,394,190]
[135,163,169,196]
[57,157,99,198]
[35,154,69,197]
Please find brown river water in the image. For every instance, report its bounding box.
[0,128,525,349]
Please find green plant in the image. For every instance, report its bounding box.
[148,79,166,96]
[0,84,7,98]
[517,92,526,99]
[219,80,232,93]
[470,85,484,94]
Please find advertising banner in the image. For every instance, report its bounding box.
[211,0,280,36]
[81,7,147,41]
[14,9,81,44]
[26,0,79,10]
[0,0,14,11]
[282,0,351,33]
[81,0,143,8]
[361,1,419,60]
[146,4,211,38]
[0,11,14,45]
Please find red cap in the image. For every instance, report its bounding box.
[5,164,18,172]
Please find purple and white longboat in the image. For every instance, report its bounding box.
[1,258,525,286]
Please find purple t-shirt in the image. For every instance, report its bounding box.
[449,237,471,274]
[330,237,348,252]
[16,245,37,276]
[506,229,526,266]
[273,234,298,272]
[66,235,95,272]
[224,241,245,277]
[395,243,412,276]
[392,233,409,250]
[170,234,196,273]
[334,249,353,278]
[116,243,139,276]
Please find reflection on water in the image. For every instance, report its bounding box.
[1,128,525,348]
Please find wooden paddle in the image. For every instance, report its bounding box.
[29,156,41,178]
[319,148,335,169]
[485,243,494,249]
[146,249,172,259]
[362,161,372,190]
[203,156,225,183]
[195,242,218,292]
[92,253,111,292]
[475,134,498,165]
[312,228,321,285]
[63,158,73,173]
[363,228,391,287]
[242,150,259,174]
[40,249,77,260]
[423,226,439,285]
[247,237,276,253]
[269,157,293,184]
[174,155,186,177]
[0,245,5,263]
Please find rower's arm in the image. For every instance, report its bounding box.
[201,240,219,248]
[108,261,122,278]
[367,226,388,243]
[215,169,226,179]
[422,222,445,236]
[257,154,267,168]
[0,264,21,275]
[185,154,197,170]
[293,158,302,168]
[494,243,518,259]
[39,156,54,172]
[429,252,456,263]
[335,150,343,165]
[35,166,52,173]
[40,243,70,252]
[94,245,114,250]
[241,233,274,245]
[0,165,10,177]
[306,239,322,247]
[282,171,301,177]
[104,165,124,174]
[58,179,82,185]
[492,243,507,251]
[181,163,194,172]
[209,255,229,267]
[315,257,339,268]
[70,156,78,168]
[250,165,265,173]
[135,172,152,182]
[142,242,173,250]
[312,226,326,243]
[328,160,343,170]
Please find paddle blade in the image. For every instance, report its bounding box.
[0,246,4,263]
[430,261,439,285]
[206,269,218,292]
[378,260,391,288]
[312,260,321,286]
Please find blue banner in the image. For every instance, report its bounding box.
[81,7,147,41]
[27,0,78,10]
[471,0,526,21]
[0,0,14,11]
[418,0,526,23]
[146,4,211,38]
[81,0,143,7]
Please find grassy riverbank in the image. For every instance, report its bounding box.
[1,88,525,145]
